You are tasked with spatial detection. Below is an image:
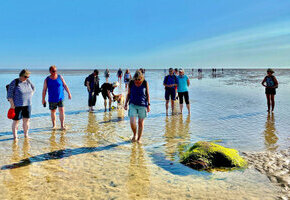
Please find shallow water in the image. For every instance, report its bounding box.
[0,69,289,199]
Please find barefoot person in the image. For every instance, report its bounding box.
[101,81,119,111]
[163,68,178,115]
[117,68,123,83]
[7,69,35,139]
[42,66,72,129]
[261,68,278,112]
[177,68,190,114]
[104,69,110,82]
[124,70,150,143]
[86,69,100,112]
[124,69,132,89]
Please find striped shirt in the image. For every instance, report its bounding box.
[7,79,35,107]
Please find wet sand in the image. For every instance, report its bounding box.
[244,148,290,200]
[0,69,289,199]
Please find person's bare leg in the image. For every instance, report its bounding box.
[23,118,30,138]
[59,107,66,130]
[266,94,270,112]
[186,104,190,115]
[171,100,174,114]
[12,120,19,140]
[104,99,107,111]
[137,118,145,143]
[165,100,169,115]
[51,109,57,128]
[130,117,137,142]
[109,99,112,110]
[180,104,184,114]
[271,95,275,112]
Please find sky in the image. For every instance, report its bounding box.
[1,0,290,69]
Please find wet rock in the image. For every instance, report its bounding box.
[180,141,247,170]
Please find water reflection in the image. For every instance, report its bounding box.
[49,130,67,151]
[85,113,100,146]
[263,113,278,151]
[127,144,150,199]
[164,115,190,160]
[4,139,31,198]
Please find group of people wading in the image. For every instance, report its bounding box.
[6,67,278,143]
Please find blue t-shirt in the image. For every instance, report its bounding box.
[163,75,178,88]
[177,75,189,92]
[46,75,65,103]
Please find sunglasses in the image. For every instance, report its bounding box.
[51,70,57,73]
[24,76,30,78]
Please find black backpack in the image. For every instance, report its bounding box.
[164,75,178,84]
[6,78,19,93]
[84,76,89,86]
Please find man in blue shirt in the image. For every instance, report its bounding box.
[163,68,178,115]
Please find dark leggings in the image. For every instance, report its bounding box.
[88,92,97,107]
[178,91,189,104]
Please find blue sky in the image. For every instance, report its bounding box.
[1,0,290,69]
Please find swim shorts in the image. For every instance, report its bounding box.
[128,104,147,119]
[165,87,176,100]
[13,106,31,120]
[49,100,64,110]
[265,88,276,95]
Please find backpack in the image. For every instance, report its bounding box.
[84,76,89,86]
[164,75,178,84]
[6,78,19,93]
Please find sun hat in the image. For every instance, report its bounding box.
[112,81,119,87]
[179,68,184,72]
[7,108,16,119]
[267,68,274,73]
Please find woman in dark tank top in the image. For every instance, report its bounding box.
[261,68,278,112]
[124,70,150,143]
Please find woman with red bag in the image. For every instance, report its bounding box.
[7,69,35,140]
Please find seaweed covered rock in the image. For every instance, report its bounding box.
[180,141,247,170]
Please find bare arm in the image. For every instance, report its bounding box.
[124,86,131,110]
[42,79,48,104]
[60,76,72,99]
[261,77,267,87]
[187,78,190,86]
[146,82,151,112]
[273,76,278,88]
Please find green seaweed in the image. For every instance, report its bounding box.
[180,141,247,170]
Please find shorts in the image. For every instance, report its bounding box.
[178,91,189,104]
[124,79,130,84]
[128,104,147,119]
[13,106,31,120]
[165,88,176,101]
[102,91,109,100]
[49,100,64,110]
[265,88,276,95]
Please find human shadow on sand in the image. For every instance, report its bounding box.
[150,153,210,177]
[1,141,129,170]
